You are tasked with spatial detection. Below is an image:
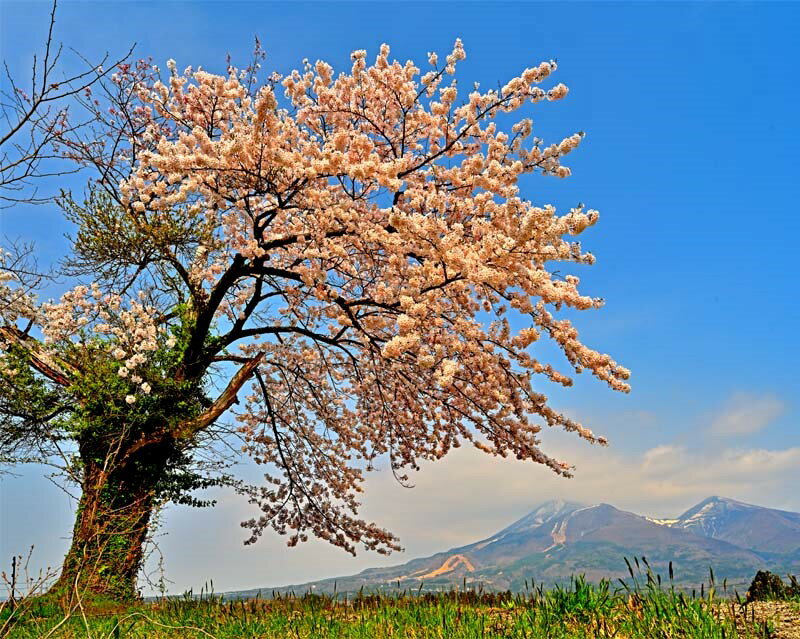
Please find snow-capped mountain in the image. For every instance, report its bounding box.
[660,496,800,554]
[494,499,584,536]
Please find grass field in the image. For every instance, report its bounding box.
[4,567,798,639]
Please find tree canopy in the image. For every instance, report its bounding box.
[0,37,629,595]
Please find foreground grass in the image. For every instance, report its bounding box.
[2,574,780,639]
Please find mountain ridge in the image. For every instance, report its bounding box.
[230,496,800,597]
[663,496,800,554]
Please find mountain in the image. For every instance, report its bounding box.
[494,499,584,535]
[231,497,800,597]
[660,496,800,555]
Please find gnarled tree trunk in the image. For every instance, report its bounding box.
[52,439,172,601]
[46,360,251,601]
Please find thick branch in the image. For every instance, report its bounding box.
[0,325,76,386]
[175,351,265,439]
[179,254,246,379]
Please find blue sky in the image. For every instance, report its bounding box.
[1,1,798,593]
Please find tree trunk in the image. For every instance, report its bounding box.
[52,445,169,601]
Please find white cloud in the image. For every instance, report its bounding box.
[349,437,800,558]
[710,392,785,436]
[641,444,684,473]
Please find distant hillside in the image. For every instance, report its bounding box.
[230,497,800,597]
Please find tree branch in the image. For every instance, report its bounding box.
[175,351,265,439]
[0,325,76,386]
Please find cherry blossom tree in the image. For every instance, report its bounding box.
[0,40,629,600]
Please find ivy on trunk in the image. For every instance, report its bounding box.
[54,450,166,600]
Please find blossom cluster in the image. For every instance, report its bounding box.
[119,42,628,545]
[40,283,173,401]
[0,249,37,325]
[0,249,40,380]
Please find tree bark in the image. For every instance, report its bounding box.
[45,357,257,601]
[51,444,169,601]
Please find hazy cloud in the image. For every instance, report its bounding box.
[710,393,785,436]
[147,392,799,592]
[360,440,800,533]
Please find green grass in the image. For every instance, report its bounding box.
[2,569,778,639]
